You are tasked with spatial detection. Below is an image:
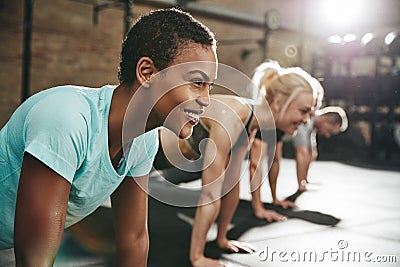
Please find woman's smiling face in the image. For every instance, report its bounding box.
[150,43,218,139]
[276,91,314,135]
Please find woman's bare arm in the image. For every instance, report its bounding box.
[111,175,149,267]
[190,124,231,267]
[14,153,71,267]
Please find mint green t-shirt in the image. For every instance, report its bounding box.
[0,85,159,249]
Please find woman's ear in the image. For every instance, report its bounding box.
[270,94,283,114]
[136,57,156,88]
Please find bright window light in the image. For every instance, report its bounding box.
[327,35,342,44]
[361,33,374,45]
[343,34,357,43]
[322,0,363,28]
[385,32,397,45]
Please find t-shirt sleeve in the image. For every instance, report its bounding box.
[126,129,159,178]
[24,94,88,183]
[310,131,317,148]
[293,124,311,147]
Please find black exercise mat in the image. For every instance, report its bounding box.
[148,197,340,267]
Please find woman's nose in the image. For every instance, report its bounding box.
[197,95,210,108]
[197,88,210,107]
[302,112,310,124]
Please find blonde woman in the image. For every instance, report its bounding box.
[157,61,318,267]
[249,76,325,220]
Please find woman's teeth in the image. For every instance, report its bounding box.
[185,111,200,120]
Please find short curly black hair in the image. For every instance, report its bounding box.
[118,8,217,85]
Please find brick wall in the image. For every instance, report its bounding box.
[0,0,310,127]
[0,0,137,127]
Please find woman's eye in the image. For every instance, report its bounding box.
[190,79,213,91]
[191,79,205,87]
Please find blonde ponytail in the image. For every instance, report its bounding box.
[251,61,318,121]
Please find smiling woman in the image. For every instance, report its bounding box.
[139,48,218,139]
[0,8,217,267]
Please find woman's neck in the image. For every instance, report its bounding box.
[108,84,154,155]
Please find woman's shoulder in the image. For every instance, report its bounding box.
[23,85,113,134]
[209,94,252,113]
